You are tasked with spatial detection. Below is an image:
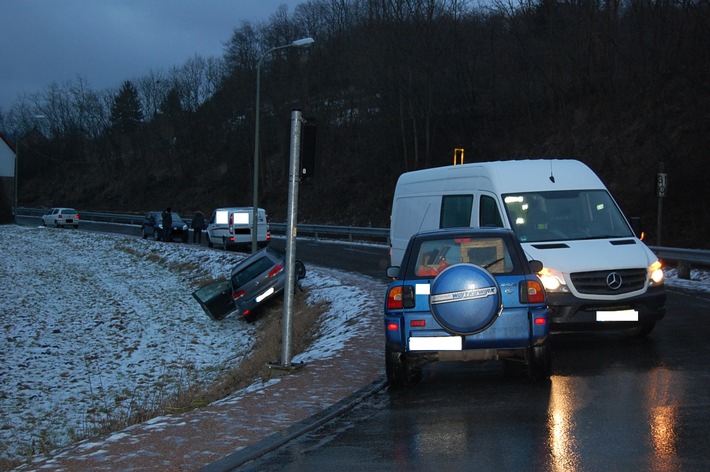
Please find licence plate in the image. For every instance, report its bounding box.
[65,219,73,223]
[255,287,275,303]
[596,309,639,322]
[409,336,462,351]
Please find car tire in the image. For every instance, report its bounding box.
[207,235,213,248]
[527,343,552,381]
[153,230,160,241]
[295,260,306,280]
[54,220,59,228]
[385,345,407,387]
[222,237,229,251]
[385,345,420,387]
[141,227,148,239]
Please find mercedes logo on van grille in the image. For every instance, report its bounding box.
[606,272,623,290]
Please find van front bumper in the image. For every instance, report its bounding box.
[546,285,666,331]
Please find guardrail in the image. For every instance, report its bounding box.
[269,222,389,243]
[16,208,709,273]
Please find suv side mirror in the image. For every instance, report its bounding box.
[529,260,543,273]
[386,266,400,279]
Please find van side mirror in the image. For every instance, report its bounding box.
[386,266,400,279]
[529,260,543,273]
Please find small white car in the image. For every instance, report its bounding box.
[42,208,79,228]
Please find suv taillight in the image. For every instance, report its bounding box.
[233,290,246,300]
[386,285,415,310]
[520,279,545,304]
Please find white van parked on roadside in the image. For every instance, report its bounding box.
[206,207,269,250]
[389,159,666,336]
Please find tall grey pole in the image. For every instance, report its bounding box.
[252,52,266,254]
[280,110,303,369]
[252,38,314,254]
[13,142,19,220]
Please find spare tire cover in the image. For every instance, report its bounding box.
[429,263,502,335]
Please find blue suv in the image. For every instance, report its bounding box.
[384,228,550,386]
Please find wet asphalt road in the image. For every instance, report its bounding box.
[240,287,709,472]
[15,217,710,470]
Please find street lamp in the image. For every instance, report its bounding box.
[13,114,46,220]
[252,37,315,253]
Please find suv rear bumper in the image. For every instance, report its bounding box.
[385,305,549,354]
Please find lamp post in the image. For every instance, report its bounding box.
[252,37,314,253]
[13,114,46,220]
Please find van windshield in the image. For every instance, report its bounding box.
[502,190,634,243]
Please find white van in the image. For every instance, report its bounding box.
[206,207,269,250]
[390,159,666,335]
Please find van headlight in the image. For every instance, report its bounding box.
[649,260,664,286]
[538,267,570,293]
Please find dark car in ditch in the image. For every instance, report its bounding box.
[192,247,306,321]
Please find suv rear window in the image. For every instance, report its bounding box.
[407,235,519,278]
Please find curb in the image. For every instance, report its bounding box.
[198,377,388,471]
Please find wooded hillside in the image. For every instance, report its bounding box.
[3,0,708,248]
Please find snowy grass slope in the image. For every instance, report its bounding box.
[0,225,381,464]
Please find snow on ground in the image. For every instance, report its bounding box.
[1,224,708,464]
[0,225,381,464]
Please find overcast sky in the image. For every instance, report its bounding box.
[0,0,305,112]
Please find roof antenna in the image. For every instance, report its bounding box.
[549,160,556,183]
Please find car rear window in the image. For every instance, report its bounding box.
[231,256,274,287]
[408,236,519,278]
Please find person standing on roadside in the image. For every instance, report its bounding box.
[191,210,206,244]
[162,207,172,242]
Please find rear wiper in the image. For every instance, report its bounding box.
[482,257,505,269]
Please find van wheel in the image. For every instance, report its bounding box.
[624,322,655,338]
[222,237,229,251]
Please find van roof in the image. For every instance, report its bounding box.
[214,207,265,212]
[395,159,605,194]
